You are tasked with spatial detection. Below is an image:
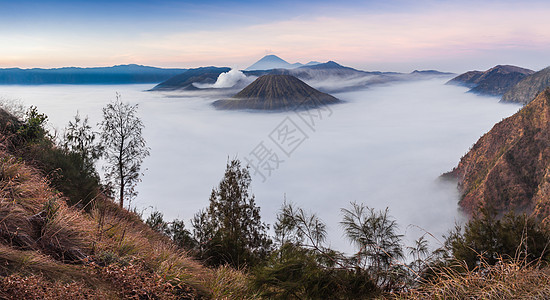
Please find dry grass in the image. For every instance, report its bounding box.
[0,273,112,299]
[2,113,548,299]
[205,265,258,299]
[0,152,94,263]
[89,195,257,298]
[0,148,256,299]
[396,258,550,299]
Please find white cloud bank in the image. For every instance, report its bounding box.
[0,78,522,253]
[193,69,249,89]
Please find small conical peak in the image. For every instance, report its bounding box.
[245,55,291,71]
[324,61,342,67]
[233,74,316,100]
[258,55,288,63]
[213,74,340,110]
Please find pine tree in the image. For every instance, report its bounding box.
[192,158,271,268]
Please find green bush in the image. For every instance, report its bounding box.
[253,243,379,299]
[22,139,100,209]
[16,106,47,142]
[6,108,101,209]
[447,208,550,269]
[191,159,272,269]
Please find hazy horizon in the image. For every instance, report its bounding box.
[2,57,548,76]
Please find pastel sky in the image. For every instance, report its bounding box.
[1,0,549,72]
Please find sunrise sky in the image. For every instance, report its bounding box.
[1,0,549,72]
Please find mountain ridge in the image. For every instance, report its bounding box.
[149,58,453,93]
[0,64,187,85]
[446,88,550,220]
[501,66,550,104]
[447,65,534,96]
[149,66,231,91]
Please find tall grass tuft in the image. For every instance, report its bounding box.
[399,256,550,299]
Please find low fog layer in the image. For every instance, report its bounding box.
[0,79,521,253]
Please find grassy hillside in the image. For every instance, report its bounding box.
[0,106,252,299]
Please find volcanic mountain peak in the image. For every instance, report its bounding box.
[233,74,334,99]
[246,55,294,71]
[213,74,340,110]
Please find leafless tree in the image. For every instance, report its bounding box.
[99,93,149,208]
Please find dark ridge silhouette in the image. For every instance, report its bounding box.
[149,66,231,91]
[0,64,187,85]
[447,65,534,96]
[411,70,454,76]
[243,61,373,79]
[502,66,550,104]
[212,74,340,111]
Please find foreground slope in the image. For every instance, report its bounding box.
[212,74,340,110]
[502,66,550,104]
[446,89,550,219]
[0,108,249,299]
[447,65,534,96]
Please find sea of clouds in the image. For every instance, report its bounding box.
[0,78,522,253]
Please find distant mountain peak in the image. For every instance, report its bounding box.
[245,55,292,71]
[305,61,321,66]
[296,61,353,71]
[245,55,328,71]
[447,64,534,96]
[257,55,288,64]
[262,54,285,60]
[324,61,342,67]
[502,66,550,104]
[411,70,454,75]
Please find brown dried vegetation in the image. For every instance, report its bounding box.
[0,109,251,298]
[398,258,550,300]
[448,89,550,220]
